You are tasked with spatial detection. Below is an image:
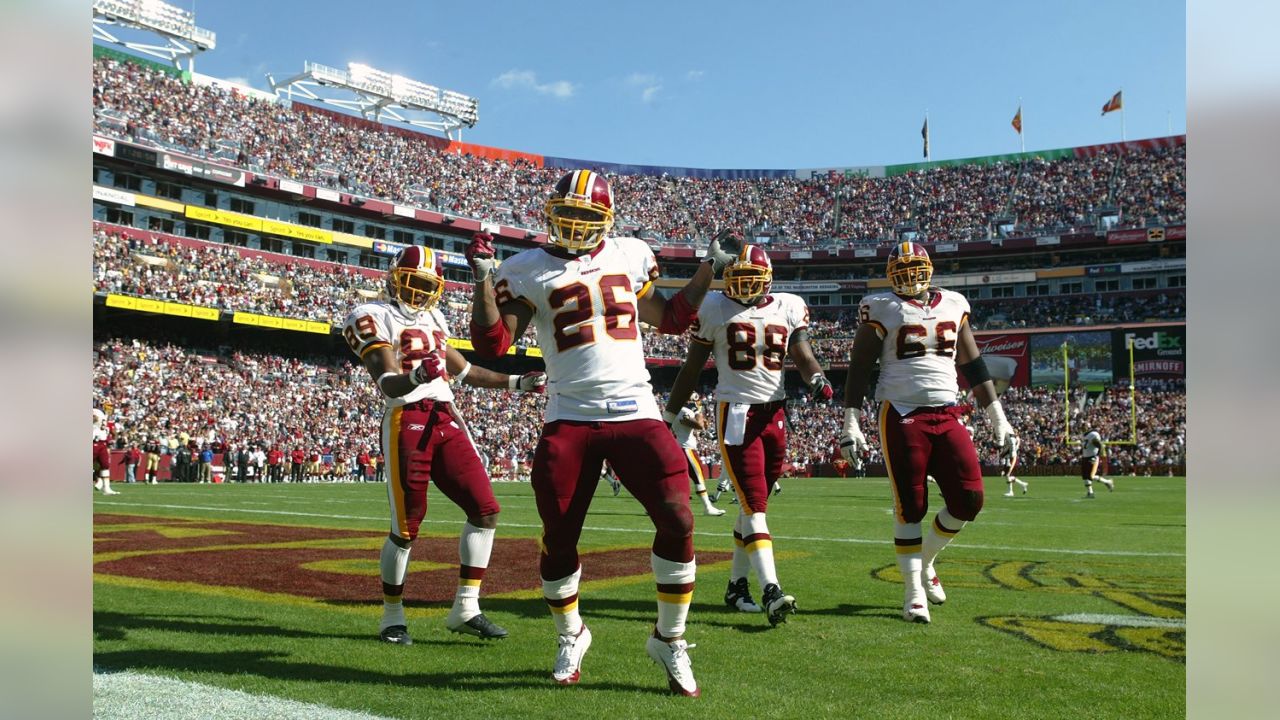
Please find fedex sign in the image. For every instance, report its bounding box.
[1114,325,1185,378]
[1124,330,1183,355]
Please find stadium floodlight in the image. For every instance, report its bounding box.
[92,0,216,72]
[268,61,479,141]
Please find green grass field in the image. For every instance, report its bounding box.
[93,476,1185,719]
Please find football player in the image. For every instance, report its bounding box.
[344,246,547,646]
[665,245,832,626]
[1001,435,1028,496]
[468,170,736,697]
[838,242,1016,624]
[670,393,725,517]
[1080,422,1114,498]
[92,408,118,495]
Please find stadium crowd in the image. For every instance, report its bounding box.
[93,334,1184,481]
[93,56,1185,246]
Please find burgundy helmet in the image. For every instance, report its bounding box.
[544,170,615,252]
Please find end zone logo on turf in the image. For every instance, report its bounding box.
[94,514,729,605]
[873,559,1184,662]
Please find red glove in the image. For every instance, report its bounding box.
[466,232,497,282]
[410,355,447,386]
[809,373,834,401]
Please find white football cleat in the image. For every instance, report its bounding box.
[552,625,591,685]
[923,567,947,605]
[703,505,725,517]
[93,479,104,492]
[1099,477,1115,491]
[646,635,700,697]
[903,585,931,623]
[903,600,931,624]
[1003,490,1015,497]
[103,487,120,495]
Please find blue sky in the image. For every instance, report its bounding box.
[111,0,1185,169]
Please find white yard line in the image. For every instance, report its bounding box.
[93,669,394,720]
[94,500,1185,558]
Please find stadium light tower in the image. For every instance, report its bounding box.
[92,0,216,73]
[268,61,479,141]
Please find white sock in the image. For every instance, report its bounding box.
[652,553,696,638]
[380,537,411,630]
[744,512,779,588]
[894,520,923,596]
[543,566,583,637]
[922,509,966,571]
[451,522,494,622]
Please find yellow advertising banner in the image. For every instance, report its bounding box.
[233,312,332,334]
[104,294,219,321]
[333,232,374,249]
[134,194,186,213]
[262,218,333,244]
[185,205,263,232]
[446,337,524,356]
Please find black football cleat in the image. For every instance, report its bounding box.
[379,625,413,645]
[448,613,509,639]
[761,583,797,626]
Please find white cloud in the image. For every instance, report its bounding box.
[626,73,662,103]
[491,70,576,99]
[684,70,705,81]
[224,77,253,88]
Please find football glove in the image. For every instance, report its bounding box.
[703,228,742,275]
[984,400,1015,449]
[466,232,497,283]
[511,371,547,393]
[808,373,834,401]
[410,355,447,386]
[838,407,869,463]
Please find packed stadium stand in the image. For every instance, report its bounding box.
[91,47,1186,480]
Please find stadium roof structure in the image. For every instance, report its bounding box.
[91,0,216,72]
[268,61,479,141]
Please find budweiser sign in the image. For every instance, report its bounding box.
[976,335,1028,356]
[971,332,1031,387]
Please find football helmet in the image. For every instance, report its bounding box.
[887,241,933,296]
[387,246,445,314]
[722,245,773,303]
[544,170,615,252]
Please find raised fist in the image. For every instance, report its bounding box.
[466,232,497,282]
[410,355,447,386]
[704,228,742,274]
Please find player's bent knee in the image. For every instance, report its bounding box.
[947,490,984,522]
[469,512,499,529]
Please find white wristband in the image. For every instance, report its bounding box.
[377,371,399,394]
[984,400,1008,426]
[842,407,861,437]
[507,374,520,390]
[453,362,472,385]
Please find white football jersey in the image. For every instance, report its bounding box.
[1081,431,1103,458]
[495,237,659,422]
[693,292,810,405]
[859,288,971,410]
[343,301,454,408]
[672,405,701,450]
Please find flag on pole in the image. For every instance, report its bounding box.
[1101,91,1123,115]
[1011,106,1023,134]
[921,117,929,159]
